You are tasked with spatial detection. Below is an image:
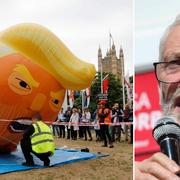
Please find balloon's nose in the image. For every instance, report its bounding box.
[30,93,46,112]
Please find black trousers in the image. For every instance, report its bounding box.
[83,126,92,140]
[95,129,101,140]
[79,126,84,138]
[59,125,65,138]
[111,125,121,142]
[70,126,77,140]
[100,124,112,146]
[67,126,71,139]
[52,125,59,136]
[20,138,50,164]
[130,124,133,144]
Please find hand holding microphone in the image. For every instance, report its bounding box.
[135,116,180,180]
[153,116,180,177]
[153,116,180,165]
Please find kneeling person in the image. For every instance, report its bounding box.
[21,114,55,166]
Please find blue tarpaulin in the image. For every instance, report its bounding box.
[0,146,107,174]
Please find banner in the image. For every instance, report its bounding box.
[135,71,162,161]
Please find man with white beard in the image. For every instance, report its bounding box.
[135,14,180,180]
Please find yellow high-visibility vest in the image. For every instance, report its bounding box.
[31,121,55,156]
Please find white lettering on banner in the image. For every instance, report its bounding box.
[137,112,149,131]
[150,111,162,128]
[135,92,151,111]
[135,110,162,131]
[135,140,149,148]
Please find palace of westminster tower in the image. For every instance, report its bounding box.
[98,43,124,82]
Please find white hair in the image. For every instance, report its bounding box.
[159,14,180,61]
[159,14,180,110]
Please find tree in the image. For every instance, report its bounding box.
[74,73,133,113]
[74,72,126,113]
[89,72,123,113]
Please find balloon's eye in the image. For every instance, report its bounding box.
[8,75,32,95]
[52,99,59,105]
[17,78,31,90]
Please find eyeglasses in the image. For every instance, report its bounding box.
[153,60,180,83]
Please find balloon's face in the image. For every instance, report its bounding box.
[0,53,65,152]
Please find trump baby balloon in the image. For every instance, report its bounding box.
[0,23,96,153]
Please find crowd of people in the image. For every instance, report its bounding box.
[52,101,133,148]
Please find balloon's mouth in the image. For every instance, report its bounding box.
[9,118,32,133]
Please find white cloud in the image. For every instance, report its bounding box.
[0,0,133,75]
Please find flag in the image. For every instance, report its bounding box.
[124,72,132,106]
[109,32,114,44]
[85,87,91,107]
[109,32,112,38]
[81,87,91,108]
[67,90,74,108]
[81,90,86,109]
[109,32,113,51]
[62,90,68,111]
[103,74,109,94]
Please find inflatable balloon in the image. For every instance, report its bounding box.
[0,23,96,153]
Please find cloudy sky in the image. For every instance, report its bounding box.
[135,0,180,72]
[0,0,133,75]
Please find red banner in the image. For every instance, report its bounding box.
[135,71,162,161]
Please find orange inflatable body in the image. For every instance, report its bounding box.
[0,24,96,153]
[0,54,65,152]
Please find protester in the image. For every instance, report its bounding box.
[94,118,101,141]
[52,117,59,137]
[128,109,133,144]
[78,108,84,139]
[135,14,180,179]
[98,101,113,148]
[93,106,101,141]
[82,107,92,141]
[58,108,66,138]
[21,114,54,166]
[124,104,131,142]
[110,103,123,142]
[69,107,79,140]
[64,106,72,139]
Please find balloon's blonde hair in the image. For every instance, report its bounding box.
[0,23,96,90]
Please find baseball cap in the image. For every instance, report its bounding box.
[98,100,107,105]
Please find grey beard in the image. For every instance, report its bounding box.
[161,88,180,123]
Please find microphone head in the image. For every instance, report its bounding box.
[153,116,180,143]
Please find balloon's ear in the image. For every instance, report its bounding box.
[0,23,96,90]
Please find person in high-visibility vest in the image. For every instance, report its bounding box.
[98,101,113,148]
[20,114,55,166]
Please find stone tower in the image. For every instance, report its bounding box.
[98,43,124,82]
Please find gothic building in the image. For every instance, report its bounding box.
[98,43,124,81]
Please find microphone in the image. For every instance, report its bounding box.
[153,116,180,165]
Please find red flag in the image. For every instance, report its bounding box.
[103,75,109,94]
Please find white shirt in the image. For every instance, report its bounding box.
[82,112,91,123]
[69,112,79,130]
